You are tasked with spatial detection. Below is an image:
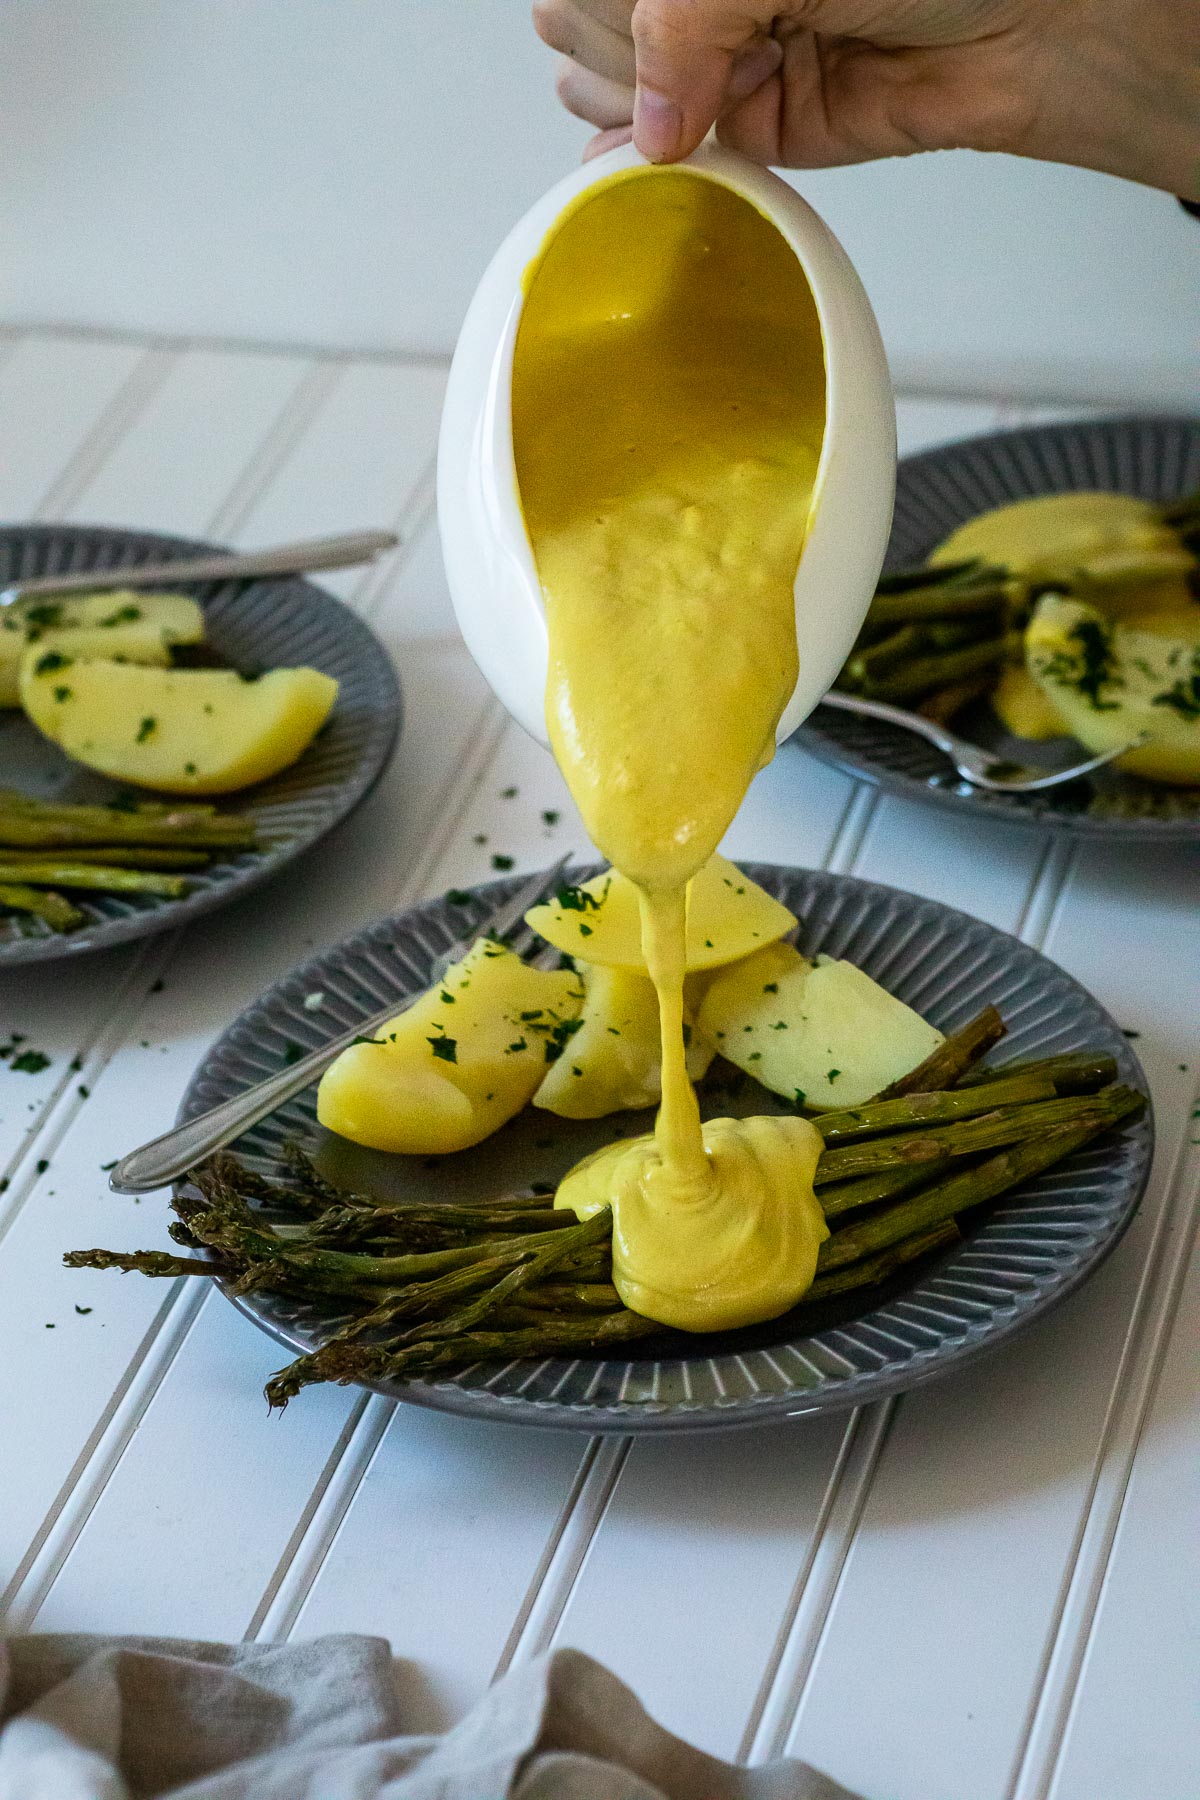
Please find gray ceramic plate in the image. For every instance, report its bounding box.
[179,865,1153,1433]
[0,524,401,963]
[792,413,1200,839]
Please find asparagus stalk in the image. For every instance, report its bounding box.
[866,583,1010,626]
[814,1090,1134,1186]
[0,881,84,931]
[0,806,255,852]
[819,1156,954,1220]
[875,1004,1006,1099]
[843,624,929,687]
[915,673,995,726]
[64,1248,222,1278]
[862,634,1020,704]
[815,1070,1058,1142]
[0,860,190,897]
[265,1307,657,1407]
[803,1221,960,1301]
[817,1088,1144,1272]
[2,845,212,870]
[956,1050,1118,1093]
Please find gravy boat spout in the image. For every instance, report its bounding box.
[438,139,896,747]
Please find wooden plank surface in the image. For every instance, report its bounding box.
[0,333,1193,1800]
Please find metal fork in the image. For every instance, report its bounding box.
[816,691,1144,792]
[109,856,574,1194]
[0,529,399,607]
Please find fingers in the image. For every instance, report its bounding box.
[631,0,774,159]
[583,124,636,160]
[556,56,636,128]
[533,0,636,85]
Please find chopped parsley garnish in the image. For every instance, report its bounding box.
[491,854,515,871]
[428,1035,458,1063]
[554,882,604,913]
[24,601,64,629]
[34,650,72,675]
[543,1017,584,1064]
[440,989,456,1004]
[794,1089,807,1107]
[12,1049,50,1073]
[446,889,472,906]
[506,1038,528,1054]
[1150,654,1200,720]
[100,603,142,626]
[501,786,518,798]
[763,981,778,994]
[282,1043,304,1065]
[1068,618,1120,710]
[135,716,157,743]
[827,1068,841,1082]
[542,809,560,826]
[53,685,72,702]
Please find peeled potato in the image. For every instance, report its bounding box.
[991,664,1068,741]
[0,591,204,706]
[931,492,1187,585]
[316,938,584,1154]
[525,854,796,973]
[697,944,943,1110]
[19,654,338,794]
[1026,594,1200,785]
[533,962,713,1119]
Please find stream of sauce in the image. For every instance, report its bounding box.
[512,170,829,1332]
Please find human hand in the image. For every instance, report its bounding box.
[532,0,1200,199]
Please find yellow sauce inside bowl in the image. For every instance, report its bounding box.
[512,169,829,1331]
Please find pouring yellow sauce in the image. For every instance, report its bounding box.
[512,169,829,1332]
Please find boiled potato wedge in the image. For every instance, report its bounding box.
[697,944,943,1110]
[990,664,1068,740]
[0,590,204,706]
[525,854,796,973]
[20,653,338,794]
[1026,594,1200,785]
[316,938,585,1154]
[931,492,1188,587]
[533,962,713,1119]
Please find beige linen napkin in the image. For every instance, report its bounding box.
[0,1633,860,1800]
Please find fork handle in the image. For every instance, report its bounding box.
[816,689,961,758]
[107,986,427,1194]
[2,530,399,603]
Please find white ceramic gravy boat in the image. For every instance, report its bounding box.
[438,139,895,748]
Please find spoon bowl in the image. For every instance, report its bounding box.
[438,140,895,747]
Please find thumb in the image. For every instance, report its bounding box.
[631,1,775,161]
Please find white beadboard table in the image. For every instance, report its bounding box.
[0,325,1195,1800]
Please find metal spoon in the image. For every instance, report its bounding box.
[0,528,399,607]
[815,691,1143,792]
[108,855,574,1194]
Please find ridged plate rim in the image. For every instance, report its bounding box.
[792,412,1200,840]
[179,866,1154,1434]
[0,524,402,964]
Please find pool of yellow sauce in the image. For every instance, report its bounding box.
[512,169,829,1333]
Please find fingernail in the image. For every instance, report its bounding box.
[633,86,683,161]
[727,37,783,102]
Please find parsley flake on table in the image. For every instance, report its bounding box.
[491,854,515,871]
[11,1050,50,1074]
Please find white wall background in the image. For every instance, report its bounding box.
[1,0,1196,404]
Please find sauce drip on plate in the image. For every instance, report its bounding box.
[512,170,829,1332]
